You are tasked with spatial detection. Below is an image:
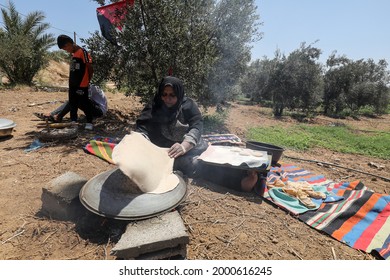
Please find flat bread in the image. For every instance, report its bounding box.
[251,150,265,157]
[112,132,179,194]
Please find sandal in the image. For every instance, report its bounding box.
[33,113,56,122]
[34,112,47,120]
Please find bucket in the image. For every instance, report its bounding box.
[246,141,284,165]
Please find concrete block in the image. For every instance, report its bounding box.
[111,211,189,259]
[130,244,187,260]
[40,171,88,220]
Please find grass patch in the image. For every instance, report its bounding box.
[203,111,228,134]
[247,124,390,160]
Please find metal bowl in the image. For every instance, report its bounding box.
[0,118,17,137]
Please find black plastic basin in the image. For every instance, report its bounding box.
[246,141,284,165]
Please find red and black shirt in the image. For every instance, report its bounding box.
[69,48,92,88]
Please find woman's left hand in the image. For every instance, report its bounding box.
[168,142,188,158]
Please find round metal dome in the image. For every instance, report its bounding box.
[79,168,187,220]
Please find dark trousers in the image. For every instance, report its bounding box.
[67,87,103,122]
[173,139,208,177]
[51,100,103,122]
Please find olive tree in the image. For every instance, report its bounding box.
[249,43,323,116]
[90,0,261,105]
[324,54,390,115]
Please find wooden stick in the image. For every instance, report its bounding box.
[37,122,77,128]
[42,230,58,243]
[331,247,337,260]
[286,242,303,260]
[1,230,25,244]
[27,100,60,107]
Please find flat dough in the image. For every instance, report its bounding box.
[239,149,251,156]
[112,132,179,194]
[251,151,264,157]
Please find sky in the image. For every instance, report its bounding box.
[1,0,389,66]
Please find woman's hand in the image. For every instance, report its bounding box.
[168,142,193,158]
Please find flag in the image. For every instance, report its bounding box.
[96,0,135,45]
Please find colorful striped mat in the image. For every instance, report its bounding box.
[83,136,119,164]
[202,134,243,146]
[264,165,331,215]
[265,164,390,260]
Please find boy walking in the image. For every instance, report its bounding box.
[57,34,95,130]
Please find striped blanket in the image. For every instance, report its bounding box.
[264,165,331,214]
[265,164,390,260]
[83,136,119,164]
[202,134,244,146]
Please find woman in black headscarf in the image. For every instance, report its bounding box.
[136,76,208,177]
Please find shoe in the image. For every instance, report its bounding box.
[85,123,93,130]
[34,113,61,122]
[34,112,55,122]
[34,112,46,120]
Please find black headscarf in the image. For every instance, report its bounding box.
[136,76,204,148]
[151,76,185,123]
[137,76,186,125]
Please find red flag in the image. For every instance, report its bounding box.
[168,66,173,76]
[96,0,135,45]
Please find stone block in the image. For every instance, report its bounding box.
[111,211,189,259]
[40,171,88,221]
[123,244,187,260]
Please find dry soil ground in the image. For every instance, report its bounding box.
[0,71,389,260]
